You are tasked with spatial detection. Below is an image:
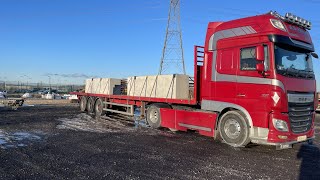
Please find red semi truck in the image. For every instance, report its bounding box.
[72,11,318,150]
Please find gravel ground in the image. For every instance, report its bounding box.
[0,105,319,180]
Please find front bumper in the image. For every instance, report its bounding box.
[251,112,315,149]
[251,136,315,150]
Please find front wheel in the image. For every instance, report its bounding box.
[218,111,251,147]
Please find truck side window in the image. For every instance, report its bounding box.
[240,47,256,71]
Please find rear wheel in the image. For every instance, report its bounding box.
[218,111,250,147]
[146,104,170,129]
[80,96,87,112]
[87,97,94,114]
[94,98,104,118]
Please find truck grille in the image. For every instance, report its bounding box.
[288,102,313,134]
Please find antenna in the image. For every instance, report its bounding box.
[159,0,186,75]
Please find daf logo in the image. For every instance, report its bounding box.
[298,97,308,102]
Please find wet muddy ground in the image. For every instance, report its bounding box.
[0,105,319,179]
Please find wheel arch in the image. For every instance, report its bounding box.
[201,100,254,139]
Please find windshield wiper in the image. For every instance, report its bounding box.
[284,67,299,77]
[281,67,312,79]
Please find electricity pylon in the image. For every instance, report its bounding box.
[159,0,186,75]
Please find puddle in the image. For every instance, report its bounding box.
[0,130,43,149]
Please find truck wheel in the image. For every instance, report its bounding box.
[87,97,94,114]
[18,100,24,106]
[80,96,87,112]
[146,104,170,129]
[94,98,104,118]
[218,111,250,147]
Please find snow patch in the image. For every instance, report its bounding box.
[57,113,137,133]
[0,130,43,149]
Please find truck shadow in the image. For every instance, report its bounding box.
[297,144,320,180]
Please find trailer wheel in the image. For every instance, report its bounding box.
[94,98,104,118]
[80,96,87,112]
[218,111,250,147]
[146,104,170,129]
[87,97,94,113]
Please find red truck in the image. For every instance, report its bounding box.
[72,11,318,150]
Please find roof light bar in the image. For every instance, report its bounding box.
[269,11,312,30]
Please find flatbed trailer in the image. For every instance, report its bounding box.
[72,11,318,150]
[72,46,214,135]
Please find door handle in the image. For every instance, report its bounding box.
[237,94,246,97]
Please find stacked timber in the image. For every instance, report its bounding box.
[85,78,122,95]
[126,74,190,99]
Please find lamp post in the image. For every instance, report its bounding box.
[3,77,7,91]
[47,75,51,92]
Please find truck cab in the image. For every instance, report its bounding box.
[200,11,317,148]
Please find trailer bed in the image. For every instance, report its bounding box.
[71,92,197,105]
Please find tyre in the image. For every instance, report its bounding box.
[18,100,24,106]
[218,111,250,147]
[146,104,170,129]
[94,98,104,118]
[87,97,94,114]
[80,96,87,112]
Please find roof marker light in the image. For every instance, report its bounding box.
[270,19,287,32]
[272,11,312,30]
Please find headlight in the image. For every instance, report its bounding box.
[270,19,287,32]
[272,119,289,132]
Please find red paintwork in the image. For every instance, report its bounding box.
[160,108,217,137]
[72,12,317,146]
[72,92,197,106]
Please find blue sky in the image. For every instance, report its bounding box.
[0,0,319,90]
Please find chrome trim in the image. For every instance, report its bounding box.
[271,79,285,91]
[214,72,285,91]
[287,93,314,103]
[208,26,257,51]
[178,123,212,132]
[210,28,285,91]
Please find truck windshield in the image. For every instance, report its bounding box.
[274,45,314,79]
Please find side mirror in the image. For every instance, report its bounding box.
[256,63,264,72]
[311,52,318,59]
[256,45,265,61]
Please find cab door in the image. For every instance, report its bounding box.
[236,45,271,128]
